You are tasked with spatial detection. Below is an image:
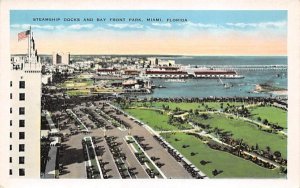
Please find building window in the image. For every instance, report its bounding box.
[19,120,25,127]
[19,169,25,176]
[19,81,25,89]
[19,132,25,139]
[19,144,25,152]
[10,107,12,114]
[9,157,12,163]
[10,145,12,151]
[19,157,25,164]
[10,81,12,87]
[10,120,12,126]
[10,93,12,99]
[19,93,25,101]
[9,169,12,175]
[10,132,12,138]
[19,107,25,115]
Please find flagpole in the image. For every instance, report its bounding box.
[27,27,30,58]
[28,26,31,58]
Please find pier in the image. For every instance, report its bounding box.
[191,64,287,71]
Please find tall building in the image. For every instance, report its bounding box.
[52,52,70,65]
[9,35,41,178]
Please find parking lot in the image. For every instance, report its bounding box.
[51,101,192,179]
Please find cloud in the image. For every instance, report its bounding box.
[10,24,94,30]
[11,24,58,30]
[68,24,94,30]
[179,22,220,29]
[151,23,172,28]
[107,23,143,29]
[226,21,287,29]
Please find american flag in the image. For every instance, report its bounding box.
[18,30,30,41]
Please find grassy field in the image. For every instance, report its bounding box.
[163,133,283,178]
[130,101,245,111]
[66,89,90,96]
[249,106,287,129]
[125,108,193,131]
[191,113,287,158]
[59,78,93,89]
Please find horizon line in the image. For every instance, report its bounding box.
[11,53,287,57]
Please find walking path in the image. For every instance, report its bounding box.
[158,128,199,134]
[197,110,287,136]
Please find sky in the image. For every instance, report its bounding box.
[10,10,287,55]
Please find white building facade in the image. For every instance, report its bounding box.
[9,39,41,178]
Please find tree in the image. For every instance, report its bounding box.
[200,113,209,120]
[257,117,262,122]
[274,151,282,158]
[168,114,174,124]
[255,144,259,150]
[263,119,269,125]
[165,105,170,111]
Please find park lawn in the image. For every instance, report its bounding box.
[60,78,93,88]
[249,106,287,129]
[191,113,287,158]
[130,102,246,111]
[125,108,192,131]
[66,89,90,96]
[162,133,283,178]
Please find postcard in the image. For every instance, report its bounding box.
[0,0,299,188]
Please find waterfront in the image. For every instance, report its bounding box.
[147,56,287,98]
[40,55,288,179]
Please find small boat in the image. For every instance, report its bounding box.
[224,83,232,89]
[157,85,166,88]
[165,79,186,83]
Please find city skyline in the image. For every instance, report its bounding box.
[10,10,287,55]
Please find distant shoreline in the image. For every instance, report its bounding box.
[255,84,287,96]
[11,54,288,57]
